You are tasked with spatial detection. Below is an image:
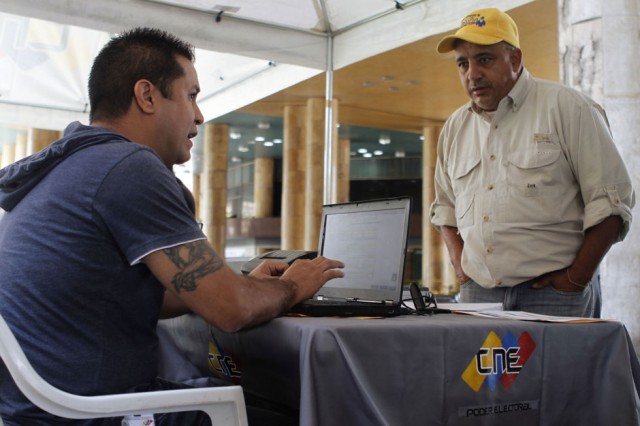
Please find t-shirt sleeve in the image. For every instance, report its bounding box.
[93,148,206,264]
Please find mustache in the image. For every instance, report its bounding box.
[469,80,491,90]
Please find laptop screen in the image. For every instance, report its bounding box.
[315,197,411,302]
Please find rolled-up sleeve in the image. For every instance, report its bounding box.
[570,102,635,240]
[583,185,634,240]
[429,126,458,228]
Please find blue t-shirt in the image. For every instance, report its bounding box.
[0,124,205,423]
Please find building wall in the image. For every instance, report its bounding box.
[559,0,640,350]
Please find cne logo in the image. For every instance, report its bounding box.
[208,333,242,384]
[462,331,536,392]
[460,13,486,28]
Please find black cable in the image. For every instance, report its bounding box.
[401,299,451,316]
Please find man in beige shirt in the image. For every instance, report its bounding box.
[430,8,634,317]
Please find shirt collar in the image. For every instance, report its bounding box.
[508,66,531,112]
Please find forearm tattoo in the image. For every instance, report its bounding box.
[162,240,224,293]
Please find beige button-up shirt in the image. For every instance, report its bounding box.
[430,68,634,288]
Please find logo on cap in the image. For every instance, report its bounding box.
[461,13,486,29]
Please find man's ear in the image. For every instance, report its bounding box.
[510,48,523,73]
[132,80,155,114]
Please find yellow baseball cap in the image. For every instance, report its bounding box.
[436,8,520,53]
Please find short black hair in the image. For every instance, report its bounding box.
[88,27,195,122]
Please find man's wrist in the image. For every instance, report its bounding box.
[566,266,591,288]
[277,277,298,309]
[455,269,469,285]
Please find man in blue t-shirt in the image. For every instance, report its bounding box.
[0,28,344,425]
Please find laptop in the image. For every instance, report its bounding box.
[287,197,412,317]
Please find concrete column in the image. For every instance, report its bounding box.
[15,132,27,161]
[193,174,201,222]
[202,123,228,256]
[422,125,454,294]
[282,106,307,250]
[559,0,640,349]
[29,128,60,154]
[333,137,350,204]
[326,101,340,204]
[254,157,274,218]
[304,98,327,251]
[0,143,15,167]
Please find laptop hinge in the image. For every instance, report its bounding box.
[344,298,396,305]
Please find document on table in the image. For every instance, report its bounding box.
[439,303,503,312]
[452,309,607,323]
[409,302,607,322]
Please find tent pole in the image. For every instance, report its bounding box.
[323,34,335,205]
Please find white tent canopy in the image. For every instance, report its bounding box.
[0,0,532,130]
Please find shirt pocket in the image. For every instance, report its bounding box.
[455,193,475,229]
[501,138,568,223]
[451,154,481,197]
[450,154,480,229]
[505,142,564,197]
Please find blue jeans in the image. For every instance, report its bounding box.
[459,271,602,318]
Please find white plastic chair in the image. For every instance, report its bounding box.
[0,313,248,425]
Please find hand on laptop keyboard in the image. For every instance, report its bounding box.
[281,256,345,306]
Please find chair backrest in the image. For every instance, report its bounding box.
[0,312,248,425]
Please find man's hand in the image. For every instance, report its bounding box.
[532,267,587,292]
[438,225,470,285]
[455,268,470,286]
[249,259,289,279]
[533,216,621,293]
[145,241,344,332]
[280,256,345,306]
